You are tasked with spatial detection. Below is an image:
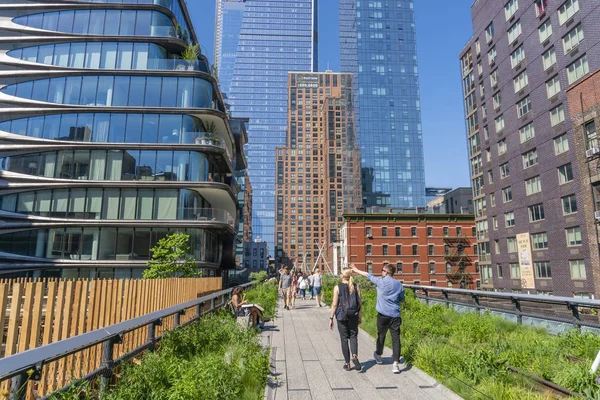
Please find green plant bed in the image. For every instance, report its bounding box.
[48,312,270,400]
[244,279,278,318]
[321,276,600,399]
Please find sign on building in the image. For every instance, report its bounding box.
[516,233,535,289]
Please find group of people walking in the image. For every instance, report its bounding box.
[278,262,405,374]
[278,267,323,309]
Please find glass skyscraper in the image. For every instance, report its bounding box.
[215,0,318,251]
[340,0,425,208]
[0,0,246,278]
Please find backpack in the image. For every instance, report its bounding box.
[337,283,360,320]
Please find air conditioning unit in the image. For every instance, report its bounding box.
[366,234,373,239]
[595,211,600,222]
[586,147,600,158]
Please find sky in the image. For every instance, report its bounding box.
[189,0,475,190]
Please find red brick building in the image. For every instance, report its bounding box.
[340,213,480,288]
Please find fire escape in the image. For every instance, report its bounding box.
[444,235,473,288]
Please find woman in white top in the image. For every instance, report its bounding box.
[313,268,323,307]
[297,271,308,300]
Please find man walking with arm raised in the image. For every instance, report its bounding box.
[350,262,405,373]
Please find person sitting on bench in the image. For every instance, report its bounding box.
[231,287,269,327]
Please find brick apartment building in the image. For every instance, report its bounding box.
[460,0,600,296]
[275,72,361,271]
[567,69,600,298]
[340,213,480,289]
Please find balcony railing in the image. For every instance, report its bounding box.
[179,208,235,227]
[147,58,210,73]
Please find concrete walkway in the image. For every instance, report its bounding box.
[261,297,462,400]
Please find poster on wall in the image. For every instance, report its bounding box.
[516,233,536,289]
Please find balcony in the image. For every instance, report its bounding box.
[179,208,235,228]
[147,58,210,73]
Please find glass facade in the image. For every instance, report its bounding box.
[2,76,219,110]
[339,0,425,208]
[7,42,210,73]
[0,1,240,276]
[215,0,317,251]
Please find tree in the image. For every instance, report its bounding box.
[143,233,200,279]
[182,43,200,61]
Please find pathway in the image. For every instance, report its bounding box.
[261,297,462,400]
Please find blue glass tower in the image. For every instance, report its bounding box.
[215,0,318,251]
[340,0,425,208]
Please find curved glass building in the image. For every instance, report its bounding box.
[0,0,247,278]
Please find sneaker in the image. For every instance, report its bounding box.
[392,363,400,374]
[262,317,271,323]
[343,364,353,372]
[373,352,383,365]
[352,357,362,371]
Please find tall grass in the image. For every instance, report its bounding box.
[322,276,600,399]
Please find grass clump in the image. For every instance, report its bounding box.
[321,276,600,399]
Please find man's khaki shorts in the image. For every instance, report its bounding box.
[282,287,291,298]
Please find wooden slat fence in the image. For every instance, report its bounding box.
[0,277,222,398]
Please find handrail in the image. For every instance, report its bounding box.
[404,284,600,308]
[404,284,600,330]
[0,282,253,385]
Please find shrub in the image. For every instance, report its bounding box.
[249,270,267,282]
[244,280,278,318]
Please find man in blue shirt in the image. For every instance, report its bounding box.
[350,262,405,373]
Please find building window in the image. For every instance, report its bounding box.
[502,187,513,203]
[497,139,507,155]
[411,227,417,237]
[428,245,434,256]
[567,55,589,85]
[535,261,552,279]
[558,0,579,25]
[519,123,535,143]
[366,226,372,237]
[395,227,400,237]
[510,263,521,279]
[497,263,503,278]
[382,227,387,237]
[528,204,545,222]
[566,227,582,246]
[554,134,569,154]
[542,47,556,70]
[550,104,565,126]
[510,45,525,68]
[412,244,418,256]
[490,69,499,87]
[558,163,573,184]
[532,232,548,250]
[488,170,494,184]
[585,121,598,150]
[495,115,505,132]
[505,0,519,21]
[492,216,498,230]
[505,211,515,227]
[490,193,496,207]
[481,265,492,280]
[516,96,531,118]
[429,262,435,274]
[443,227,448,237]
[427,227,433,237]
[539,18,553,43]
[535,0,549,16]
[396,262,403,274]
[494,240,500,254]
[507,237,518,253]
[367,262,373,274]
[383,245,388,255]
[546,75,561,99]
[396,244,402,255]
[486,23,494,43]
[562,194,578,214]
[366,244,372,256]
[513,71,528,93]
[562,24,583,54]
[488,46,496,65]
[570,259,586,279]
[493,92,502,109]
[507,20,522,44]
[525,176,542,195]
[413,262,419,274]
[522,149,538,169]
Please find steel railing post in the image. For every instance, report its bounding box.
[99,334,122,397]
[567,302,582,331]
[423,289,429,306]
[511,297,522,324]
[442,290,450,308]
[472,294,481,314]
[147,319,161,351]
[174,310,185,327]
[9,372,27,400]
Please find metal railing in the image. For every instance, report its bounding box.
[178,207,235,227]
[0,282,252,400]
[405,284,600,333]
